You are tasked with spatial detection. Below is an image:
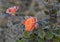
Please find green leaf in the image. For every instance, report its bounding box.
[29,34,36,39]
[24,31,30,38]
[38,31,45,38]
[16,40,21,42]
[38,37,43,42]
[16,38,26,42]
[58,29,60,35]
[51,9,57,14]
[45,32,53,40]
[44,11,49,15]
[53,38,60,42]
[54,36,60,42]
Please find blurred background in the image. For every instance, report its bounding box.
[0,0,60,42]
